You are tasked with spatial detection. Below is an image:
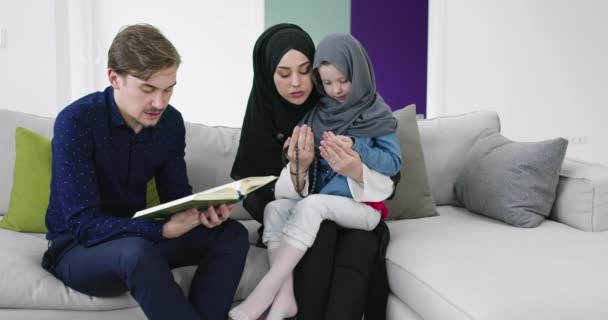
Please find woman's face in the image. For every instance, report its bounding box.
[273,49,313,105]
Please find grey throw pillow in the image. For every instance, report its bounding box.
[454,130,568,227]
[385,105,437,220]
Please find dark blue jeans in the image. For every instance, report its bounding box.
[49,219,249,320]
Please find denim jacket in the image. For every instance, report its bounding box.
[317,132,402,198]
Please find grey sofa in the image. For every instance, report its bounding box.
[1,108,608,320]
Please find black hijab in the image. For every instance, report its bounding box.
[231,23,318,180]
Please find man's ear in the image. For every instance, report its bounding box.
[108,68,121,89]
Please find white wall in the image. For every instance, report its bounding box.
[0,0,65,117]
[428,0,608,165]
[83,0,264,127]
[1,0,263,127]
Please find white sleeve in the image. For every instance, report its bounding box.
[347,163,394,202]
[274,164,310,200]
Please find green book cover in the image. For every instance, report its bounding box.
[133,176,277,220]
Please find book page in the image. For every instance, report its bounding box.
[240,176,278,195]
[196,180,240,196]
[133,175,276,220]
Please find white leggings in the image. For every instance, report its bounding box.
[262,194,381,248]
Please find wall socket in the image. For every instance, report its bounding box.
[567,136,587,145]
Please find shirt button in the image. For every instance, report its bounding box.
[276,132,284,141]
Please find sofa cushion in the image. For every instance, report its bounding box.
[0,128,52,232]
[454,130,568,227]
[0,308,146,319]
[385,105,437,220]
[551,159,608,231]
[417,111,500,205]
[0,110,55,215]
[387,294,423,320]
[0,228,137,310]
[0,221,268,310]
[386,206,608,320]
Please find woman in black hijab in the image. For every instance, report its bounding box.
[231,23,317,182]
[231,23,389,320]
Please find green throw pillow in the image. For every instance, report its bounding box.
[0,127,160,232]
[146,178,161,208]
[0,127,52,232]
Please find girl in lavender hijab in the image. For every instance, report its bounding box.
[230,33,402,320]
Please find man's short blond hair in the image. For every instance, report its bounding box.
[107,24,181,80]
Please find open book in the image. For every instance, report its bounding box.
[133,176,277,220]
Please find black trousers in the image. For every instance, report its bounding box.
[244,189,389,320]
[43,221,249,320]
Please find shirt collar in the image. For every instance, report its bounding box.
[106,87,126,128]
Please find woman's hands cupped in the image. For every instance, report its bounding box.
[285,125,315,174]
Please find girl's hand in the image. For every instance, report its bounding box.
[320,131,363,182]
[322,131,353,149]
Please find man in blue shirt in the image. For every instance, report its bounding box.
[41,24,249,320]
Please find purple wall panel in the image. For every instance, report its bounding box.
[351,0,428,114]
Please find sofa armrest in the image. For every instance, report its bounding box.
[550,158,608,232]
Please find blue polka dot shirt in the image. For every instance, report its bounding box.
[45,87,192,247]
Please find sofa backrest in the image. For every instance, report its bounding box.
[7,107,608,232]
[417,110,501,205]
[0,108,503,217]
[182,110,501,217]
[182,122,250,219]
[0,109,251,219]
[185,111,504,215]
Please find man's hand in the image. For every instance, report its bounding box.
[162,207,202,239]
[198,203,237,228]
[320,131,364,183]
[162,203,237,238]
